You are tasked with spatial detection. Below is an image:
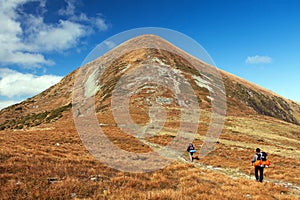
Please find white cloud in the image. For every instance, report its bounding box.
[0,68,62,98]
[246,55,272,64]
[0,99,22,110]
[94,17,109,31]
[29,19,88,52]
[58,0,76,16]
[0,0,109,68]
[51,0,110,53]
[0,49,54,67]
[58,0,109,31]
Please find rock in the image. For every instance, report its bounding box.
[47,177,59,184]
[90,175,100,181]
[91,177,98,181]
[70,193,77,198]
[15,181,22,186]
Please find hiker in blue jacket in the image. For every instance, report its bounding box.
[187,143,196,162]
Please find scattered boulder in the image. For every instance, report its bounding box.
[90,175,100,182]
[70,193,77,198]
[47,177,59,184]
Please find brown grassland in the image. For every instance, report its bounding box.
[0,109,299,199]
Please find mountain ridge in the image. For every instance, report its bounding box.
[1,35,300,129]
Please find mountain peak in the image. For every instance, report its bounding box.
[1,35,300,131]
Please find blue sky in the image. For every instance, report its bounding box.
[0,0,299,110]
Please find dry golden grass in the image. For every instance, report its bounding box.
[0,110,300,199]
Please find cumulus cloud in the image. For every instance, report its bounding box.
[0,49,54,67]
[0,0,109,68]
[0,68,62,98]
[28,18,88,52]
[245,55,272,64]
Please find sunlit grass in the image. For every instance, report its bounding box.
[0,110,299,199]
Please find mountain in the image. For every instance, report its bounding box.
[1,35,300,130]
[0,35,299,199]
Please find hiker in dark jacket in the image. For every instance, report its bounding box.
[187,143,196,162]
[252,148,264,182]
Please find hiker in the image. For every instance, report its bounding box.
[187,143,196,162]
[251,148,267,182]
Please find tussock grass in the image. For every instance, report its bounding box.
[0,111,299,199]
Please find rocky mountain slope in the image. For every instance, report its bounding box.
[1,35,299,130]
[0,35,299,199]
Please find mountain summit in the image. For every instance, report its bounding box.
[1,35,299,130]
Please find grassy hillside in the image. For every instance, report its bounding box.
[0,111,299,199]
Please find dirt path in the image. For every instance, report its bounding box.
[140,139,300,196]
[178,156,300,196]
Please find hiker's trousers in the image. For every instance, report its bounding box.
[255,166,264,182]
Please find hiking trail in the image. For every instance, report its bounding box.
[140,139,300,196]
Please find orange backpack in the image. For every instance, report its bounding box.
[254,160,270,167]
[254,152,270,167]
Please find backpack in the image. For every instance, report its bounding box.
[257,152,267,161]
[254,152,270,167]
